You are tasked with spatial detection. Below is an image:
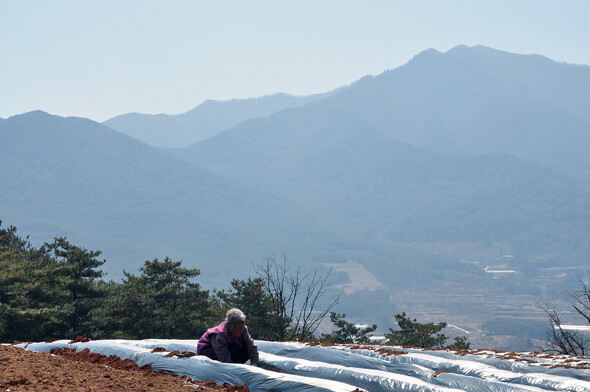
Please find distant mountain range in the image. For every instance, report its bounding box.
[3,45,590,339]
[0,111,349,283]
[178,45,590,262]
[103,91,338,148]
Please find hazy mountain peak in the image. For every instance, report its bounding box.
[9,111,101,128]
[195,92,294,107]
[445,44,486,55]
[408,47,443,63]
[405,45,509,66]
[190,44,590,192]
[10,110,53,120]
[6,111,78,132]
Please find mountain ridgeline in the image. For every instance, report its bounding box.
[0,111,347,283]
[3,46,590,343]
[103,92,338,148]
[179,45,590,262]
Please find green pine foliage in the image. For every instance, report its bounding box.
[385,312,470,349]
[0,220,214,341]
[447,336,471,349]
[320,312,377,344]
[1,220,469,347]
[93,258,211,339]
[41,237,106,338]
[0,223,64,341]
[214,277,275,340]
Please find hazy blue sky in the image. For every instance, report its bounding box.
[2,1,589,122]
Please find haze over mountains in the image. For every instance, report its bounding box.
[3,45,590,349]
[0,111,350,284]
[179,45,590,262]
[103,91,337,148]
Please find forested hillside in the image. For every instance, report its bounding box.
[182,46,590,267]
[0,111,347,282]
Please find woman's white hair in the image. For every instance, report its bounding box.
[225,308,246,331]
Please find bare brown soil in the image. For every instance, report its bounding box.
[0,344,249,391]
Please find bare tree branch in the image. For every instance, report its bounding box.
[570,278,590,325]
[254,252,340,342]
[537,275,590,356]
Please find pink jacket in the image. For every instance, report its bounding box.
[197,321,259,364]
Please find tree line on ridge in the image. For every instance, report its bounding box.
[0,220,472,348]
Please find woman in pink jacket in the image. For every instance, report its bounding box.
[197,308,259,365]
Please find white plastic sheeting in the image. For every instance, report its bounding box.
[338,345,590,391]
[20,340,590,392]
[258,342,590,392]
[21,339,359,392]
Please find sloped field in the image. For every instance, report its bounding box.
[12,339,590,391]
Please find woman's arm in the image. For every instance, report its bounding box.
[243,327,259,365]
[210,334,232,362]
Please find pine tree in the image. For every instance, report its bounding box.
[385,312,449,348]
[42,237,105,338]
[321,312,377,344]
[97,258,210,339]
[0,222,60,341]
[215,277,274,340]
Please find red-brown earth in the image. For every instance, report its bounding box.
[0,344,248,391]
